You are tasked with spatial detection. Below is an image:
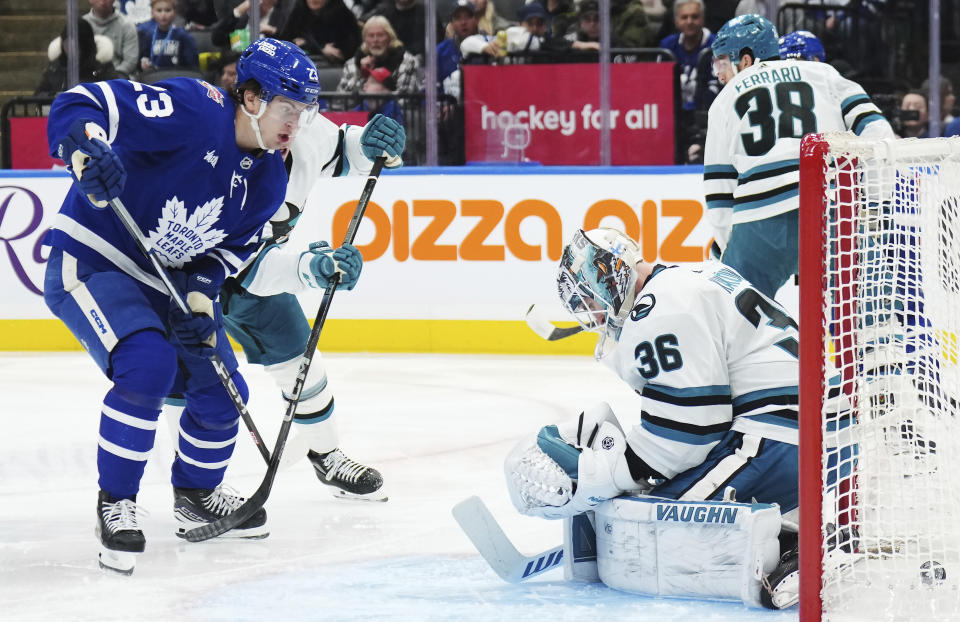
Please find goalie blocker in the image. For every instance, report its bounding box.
[566,497,781,607]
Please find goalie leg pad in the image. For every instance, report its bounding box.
[594,496,782,607]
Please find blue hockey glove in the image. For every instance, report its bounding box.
[297,241,363,291]
[57,119,126,208]
[360,113,405,167]
[167,271,220,352]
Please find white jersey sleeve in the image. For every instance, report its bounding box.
[238,114,374,296]
[703,59,894,237]
[602,263,799,479]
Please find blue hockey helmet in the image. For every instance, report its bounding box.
[236,38,320,106]
[778,30,826,61]
[557,228,641,359]
[712,14,780,62]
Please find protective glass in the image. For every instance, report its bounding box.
[262,96,318,128]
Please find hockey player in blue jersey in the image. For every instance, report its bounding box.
[161,112,406,501]
[504,228,802,608]
[41,38,335,575]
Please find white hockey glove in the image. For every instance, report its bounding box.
[504,402,648,520]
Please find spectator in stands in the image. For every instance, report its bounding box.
[84,0,139,78]
[659,0,713,112]
[137,0,200,72]
[212,49,240,89]
[35,19,121,97]
[610,0,652,47]
[897,90,930,138]
[703,0,738,34]
[542,0,577,40]
[352,67,405,125]
[211,0,290,48]
[461,2,551,56]
[437,0,480,100]
[564,0,601,50]
[944,116,960,138]
[921,76,956,127]
[337,16,421,96]
[364,0,428,58]
[278,0,360,65]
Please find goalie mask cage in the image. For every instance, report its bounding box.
[798,133,960,621]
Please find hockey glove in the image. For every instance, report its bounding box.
[360,113,405,168]
[297,241,363,291]
[57,119,126,208]
[167,270,220,351]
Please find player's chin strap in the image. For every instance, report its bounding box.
[241,100,270,151]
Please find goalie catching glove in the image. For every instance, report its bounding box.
[504,402,649,519]
[298,241,363,291]
[57,119,126,208]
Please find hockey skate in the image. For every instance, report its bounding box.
[96,490,146,576]
[173,485,269,539]
[307,448,386,501]
[760,545,799,609]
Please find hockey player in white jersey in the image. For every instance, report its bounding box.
[41,38,324,574]
[504,228,800,608]
[162,112,405,501]
[703,14,894,299]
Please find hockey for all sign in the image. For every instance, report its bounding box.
[463,63,675,165]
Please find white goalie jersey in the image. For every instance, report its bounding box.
[239,114,375,296]
[703,59,895,248]
[601,262,799,480]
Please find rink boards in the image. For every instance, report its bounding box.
[0,166,713,353]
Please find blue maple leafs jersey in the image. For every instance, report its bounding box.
[602,263,799,480]
[43,78,288,295]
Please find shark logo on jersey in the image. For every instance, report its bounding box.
[204,150,219,168]
[240,156,253,170]
[146,196,228,268]
[630,294,656,320]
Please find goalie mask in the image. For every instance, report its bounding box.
[557,228,640,359]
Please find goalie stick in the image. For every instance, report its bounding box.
[108,197,271,465]
[182,155,387,542]
[524,304,584,341]
[452,496,563,582]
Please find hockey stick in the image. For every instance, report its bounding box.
[524,304,584,341]
[182,155,388,542]
[108,197,271,464]
[452,496,564,582]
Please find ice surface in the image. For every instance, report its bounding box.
[0,352,798,621]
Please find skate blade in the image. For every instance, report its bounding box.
[98,547,137,575]
[332,488,389,502]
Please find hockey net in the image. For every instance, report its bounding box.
[798,133,960,621]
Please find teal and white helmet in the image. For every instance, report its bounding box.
[557,228,641,359]
[712,14,780,62]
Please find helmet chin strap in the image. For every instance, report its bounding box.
[241,99,269,150]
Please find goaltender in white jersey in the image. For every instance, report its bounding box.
[703,14,894,299]
[505,228,800,608]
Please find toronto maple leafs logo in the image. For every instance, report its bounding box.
[147,196,228,268]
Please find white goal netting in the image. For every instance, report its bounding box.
[809,134,960,621]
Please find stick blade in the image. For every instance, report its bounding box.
[452,496,563,582]
[524,305,584,341]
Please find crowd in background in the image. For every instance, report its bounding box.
[29,0,960,164]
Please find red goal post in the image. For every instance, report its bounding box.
[798,133,960,621]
